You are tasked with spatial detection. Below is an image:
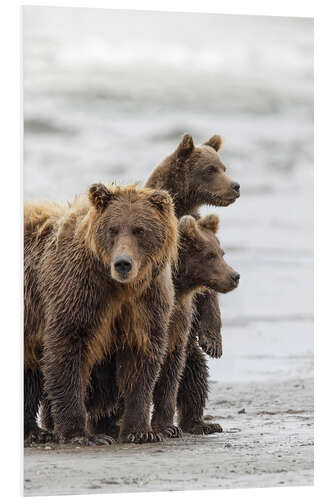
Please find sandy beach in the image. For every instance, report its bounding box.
[24,376,313,496]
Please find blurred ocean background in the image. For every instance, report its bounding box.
[23,7,313,384]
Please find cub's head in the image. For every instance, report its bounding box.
[177,214,240,294]
[173,134,240,208]
[88,183,177,284]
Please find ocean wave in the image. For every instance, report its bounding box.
[23,8,313,116]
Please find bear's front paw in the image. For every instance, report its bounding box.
[89,421,120,439]
[58,433,114,446]
[121,430,163,444]
[199,333,222,359]
[24,429,55,446]
[152,424,182,438]
[182,421,223,435]
[162,425,182,438]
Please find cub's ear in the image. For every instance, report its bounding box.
[204,134,222,151]
[179,215,198,239]
[199,214,219,233]
[176,133,194,159]
[149,190,173,213]
[89,183,114,212]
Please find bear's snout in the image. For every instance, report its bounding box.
[231,182,240,194]
[114,255,133,278]
[231,272,240,286]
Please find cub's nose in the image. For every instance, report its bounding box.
[232,272,240,285]
[114,255,133,275]
[231,182,240,192]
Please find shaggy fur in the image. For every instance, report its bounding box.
[82,134,240,437]
[145,133,239,358]
[84,215,239,439]
[151,215,239,437]
[24,184,178,445]
[146,134,240,433]
[145,133,240,217]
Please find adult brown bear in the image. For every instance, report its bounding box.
[24,184,178,445]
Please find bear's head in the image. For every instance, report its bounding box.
[176,214,240,294]
[146,133,240,217]
[88,183,178,284]
[176,134,240,208]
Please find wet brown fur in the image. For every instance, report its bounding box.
[146,134,240,433]
[146,133,240,218]
[24,184,178,443]
[84,215,239,439]
[38,134,240,439]
[84,134,240,437]
[151,215,239,436]
[145,133,239,359]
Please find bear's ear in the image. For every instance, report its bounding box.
[204,134,222,151]
[199,214,219,233]
[89,183,114,212]
[179,215,198,239]
[149,190,172,213]
[176,133,194,159]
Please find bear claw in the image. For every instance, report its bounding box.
[199,338,223,359]
[94,434,115,445]
[183,421,223,435]
[164,425,182,438]
[123,431,163,444]
[154,425,182,438]
[24,429,55,446]
[60,434,114,446]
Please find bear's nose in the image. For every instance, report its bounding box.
[231,182,240,192]
[114,255,133,275]
[232,272,240,285]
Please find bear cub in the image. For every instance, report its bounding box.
[152,214,240,437]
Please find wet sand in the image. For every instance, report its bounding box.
[24,376,313,496]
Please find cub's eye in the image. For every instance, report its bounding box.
[109,228,118,237]
[206,252,217,261]
[205,165,218,175]
[132,227,145,236]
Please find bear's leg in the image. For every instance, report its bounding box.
[24,369,55,445]
[86,355,122,439]
[118,349,165,444]
[42,331,113,446]
[24,368,41,441]
[196,290,223,359]
[88,407,123,439]
[39,394,54,432]
[118,269,172,444]
[177,334,222,435]
[151,345,186,438]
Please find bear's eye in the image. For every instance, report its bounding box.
[109,227,118,237]
[206,252,217,261]
[132,227,145,236]
[205,165,218,175]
